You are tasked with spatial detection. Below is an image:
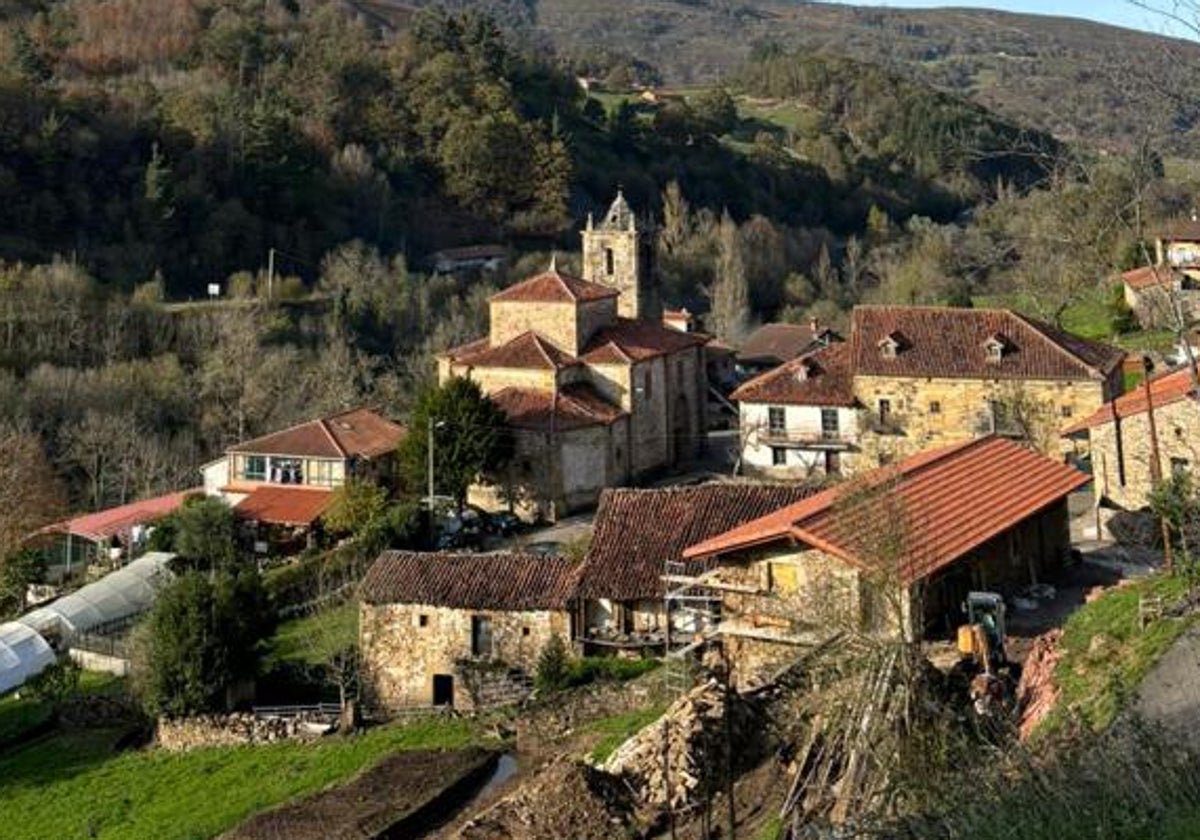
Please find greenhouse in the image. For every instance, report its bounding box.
[0,621,55,696]
[19,552,176,644]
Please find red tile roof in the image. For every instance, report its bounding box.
[849,306,1123,382]
[1122,265,1177,291]
[490,384,625,432]
[731,343,856,406]
[1156,220,1200,241]
[577,483,821,601]
[233,486,333,526]
[228,408,405,460]
[36,489,198,543]
[684,436,1088,585]
[582,318,707,364]
[737,322,836,365]
[361,551,580,610]
[1064,366,1200,434]
[449,331,579,371]
[491,269,618,304]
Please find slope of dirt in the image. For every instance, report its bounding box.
[221,748,496,840]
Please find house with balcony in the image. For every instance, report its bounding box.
[734,306,1125,478]
[202,407,405,543]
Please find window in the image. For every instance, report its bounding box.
[878,399,892,424]
[418,614,429,628]
[522,627,531,637]
[471,616,493,657]
[1060,405,1073,418]
[929,401,941,415]
[270,457,303,484]
[768,407,786,435]
[1172,457,1190,477]
[243,455,266,481]
[308,460,339,487]
[986,343,1003,362]
[642,370,652,400]
[771,447,787,467]
[604,247,615,275]
[825,451,841,476]
[820,408,839,439]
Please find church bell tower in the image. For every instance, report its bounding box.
[581,190,661,322]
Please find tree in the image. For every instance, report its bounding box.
[136,570,273,718]
[692,87,738,137]
[535,633,570,692]
[399,378,513,509]
[708,210,752,343]
[25,658,81,720]
[0,428,63,598]
[174,496,239,570]
[0,549,43,619]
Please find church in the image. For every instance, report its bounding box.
[437,193,710,520]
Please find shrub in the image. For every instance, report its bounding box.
[535,634,570,692]
[25,658,81,716]
[564,656,660,688]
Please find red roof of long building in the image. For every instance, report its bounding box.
[490,269,618,304]
[228,408,404,460]
[36,489,198,543]
[1063,366,1200,434]
[683,436,1088,585]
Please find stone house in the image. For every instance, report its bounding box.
[682,436,1088,688]
[201,407,405,546]
[573,483,818,654]
[1064,367,1200,515]
[1121,265,1200,330]
[438,193,710,520]
[359,551,579,711]
[734,305,1125,479]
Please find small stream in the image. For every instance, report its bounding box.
[381,752,520,840]
[465,753,519,804]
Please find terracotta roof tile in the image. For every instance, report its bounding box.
[233,486,333,526]
[490,384,625,432]
[450,331,579,371]
[361,551,580,610]
[1122,265,1177,291]
[849,306,1124,382]
[491,269,618,304]
[582,318,707,364]
[36,489,198,542]
[1156,220,1200,241]
[731,343,856,406]
[1064,366,1200,433]
[737,322,837,365]
[228,408,405,459]
[684,436,1089,585]
[576,483,821,601]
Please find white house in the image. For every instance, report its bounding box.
[732,344,858,478]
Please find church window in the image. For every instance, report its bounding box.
[605,247,615,276]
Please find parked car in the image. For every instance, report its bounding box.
[488,511,524,536]
[524,540,563,557]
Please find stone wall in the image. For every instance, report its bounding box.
[1090,397,1200,510]
[582,227,655,320]
[360,601,570,711]
[490,300,579,352]
[156,712,333,752]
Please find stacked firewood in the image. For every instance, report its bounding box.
[1015,628,1063,740]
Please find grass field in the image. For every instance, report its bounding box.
[586,704,668,764]
[0,716,487,840]
[265,602,358,669]
[0,671,120,747]
[1039,573,1195,737]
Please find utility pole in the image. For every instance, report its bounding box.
[1144,355,1174,574]
[427,415,436,505]
[267,247,275,301]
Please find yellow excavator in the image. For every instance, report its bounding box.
[956,592,1013,716]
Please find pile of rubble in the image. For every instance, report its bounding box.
[601,679,759,810]
[1015,628,1062,740]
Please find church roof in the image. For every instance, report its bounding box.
[491,268,618,304]
[582,318,707,364]
[449,331,579,371]
[489,384,626,432]
[597,190,636,231]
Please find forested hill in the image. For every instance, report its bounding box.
[365,0,1200,158]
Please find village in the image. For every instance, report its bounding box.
[4,186,1200,839]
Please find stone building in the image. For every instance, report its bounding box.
[1064,367,1200,513]
[734,305,1125,479]
[683,436,1087,688]
[1121,265,1200,330]
[573,483,818,654]
[359,551,578,711]
[438,193,709,520]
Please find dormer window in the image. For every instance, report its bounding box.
[984,334,1008,363]
[795,359,816,381]
[878,333,903,360]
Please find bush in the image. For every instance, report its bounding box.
[564,656,660,688]
[25,658,81,715]
[535,634,570,692]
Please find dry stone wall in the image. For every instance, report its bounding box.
[156,712,333,752]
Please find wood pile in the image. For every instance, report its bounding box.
[1015,628,1062,740]
[602,679,755,810]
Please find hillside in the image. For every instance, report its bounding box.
[358,0,1200,158]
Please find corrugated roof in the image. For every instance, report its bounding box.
[491,269,618,304]
[228,408,405,460]
[451,331,579,371]
[490,384,626,432]
[731,343,856,406]
[577,483,820,601]
[737,322,835,365]
[582,318,707,364]
[1064,366,1200,433]
[361,551,580,610]
[684,436,1089,585]
[849,306,1124,382]
[233,486,333,526]
[35,490,197,543]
